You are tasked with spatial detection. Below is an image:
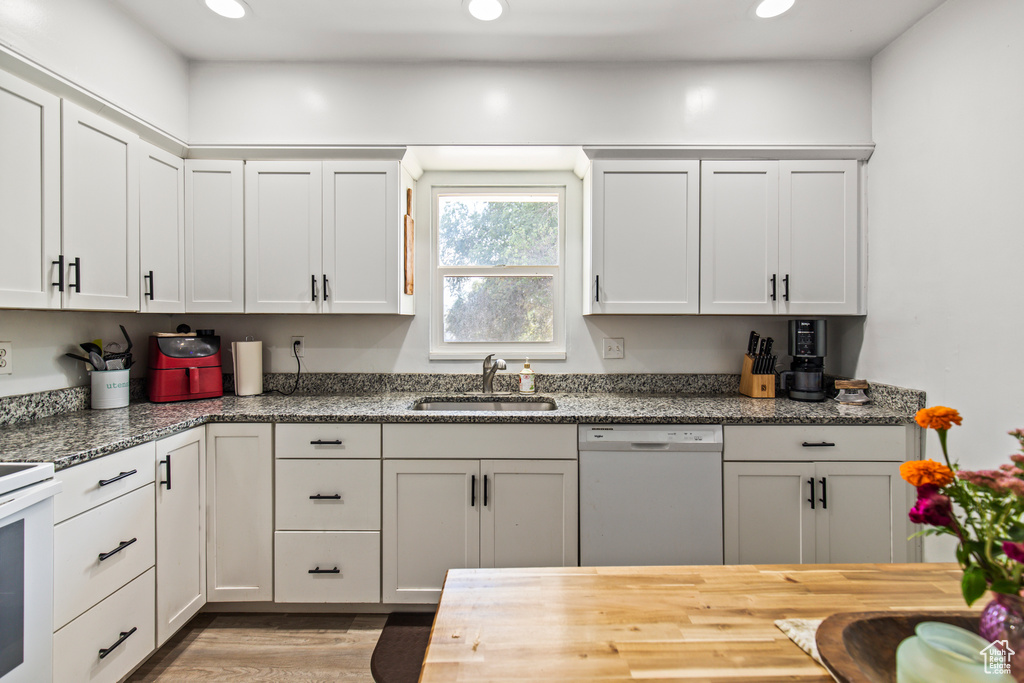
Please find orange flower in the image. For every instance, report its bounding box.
[900,459,955,487]
[915,406,963,431]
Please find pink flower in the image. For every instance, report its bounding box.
[1011,454,1024,466]
[909,485,954,528]
[1004,542,1024,563]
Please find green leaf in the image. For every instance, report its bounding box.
[962,566,988,606]
[1007,524,1024,542]
[956,544,970,565]
[989,579,1021,595]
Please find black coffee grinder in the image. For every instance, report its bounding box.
[783,319,826,402]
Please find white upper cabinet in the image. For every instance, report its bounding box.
[700,159,861,315]
[585,160,701,314]
[0,71,61,309]
[323,160,404,314]
[244,161,323,313]
[61,100,140,311]
[184,160,245,313]
[139,142,185,313]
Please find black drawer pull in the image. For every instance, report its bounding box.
[98,470,137,486]
[801,442,836,448]
[52,255,65,292]
[819,477,828,509]
[309,493,342,500]
[99,538,137,561]
[310,439,343,445]
[308,566,340,574]
[160,454,172,490]
[98,626,137,659]
[807,478,816,510]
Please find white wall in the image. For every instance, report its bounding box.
[0,0,189,140]
[189,60,872,145]
[864,0,1024,558]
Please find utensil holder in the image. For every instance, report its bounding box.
[739,354,775,398]
[91,369,130,409]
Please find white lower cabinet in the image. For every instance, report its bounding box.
[275,531,381,603]
[723,425,911,565]
[207,423,274,602]
[382,424,578,604]
[53,568,156,683]
[155,427,206,646]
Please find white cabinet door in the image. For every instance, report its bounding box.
[382,459,480,604]
[779,160,860,315]
[206,424,273,602]
[699,161,779,315]
[139,142,185,313]
[586,160,700,314]
[244,161,323,313]
[322,160,402,313]
[479,459,578,569]
[723,461,815,565]
[0,71,60,309]
[814,461,907,563]
[61,100,139,311]
[184,160,245,312]
[155,427,206,646]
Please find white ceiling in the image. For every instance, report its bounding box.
[109,0,946,63]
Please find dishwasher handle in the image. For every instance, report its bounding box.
[628,442,672,450]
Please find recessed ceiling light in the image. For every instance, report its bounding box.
[205,0,248,19]
[755,0,795,19]
[465,0,508,22]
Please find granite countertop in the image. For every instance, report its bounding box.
[0,390,919,471]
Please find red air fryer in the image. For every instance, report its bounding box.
[148,334,224,402]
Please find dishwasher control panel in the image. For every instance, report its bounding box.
[578,424,723,451]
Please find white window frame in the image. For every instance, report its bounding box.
[430,181,566,360]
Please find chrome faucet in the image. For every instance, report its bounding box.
[482,354,506,394]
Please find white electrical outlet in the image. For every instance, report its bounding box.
[602,337,624,359]
[291,336,304,358]
[0,341,12,375]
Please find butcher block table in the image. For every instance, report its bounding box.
[420,563,972,682]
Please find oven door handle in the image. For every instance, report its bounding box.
[0,480,61,519]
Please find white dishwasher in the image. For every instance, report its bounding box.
[578,424,723,566]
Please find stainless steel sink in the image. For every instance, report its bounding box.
[412,400,557,411]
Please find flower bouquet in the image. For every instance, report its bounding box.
[901,406,1024,651]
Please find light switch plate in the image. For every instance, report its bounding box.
[0,341,11,374]
[602,338,624,359]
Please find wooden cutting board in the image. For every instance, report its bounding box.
[404,187,414,295]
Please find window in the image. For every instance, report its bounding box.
[431,185,565,359]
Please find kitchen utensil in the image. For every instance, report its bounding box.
[80,341,102,356]
[104,358,125,370]
[65,352,92,364]
[747,331,759,356]
[404,187,414,295]
[88,350,106,371]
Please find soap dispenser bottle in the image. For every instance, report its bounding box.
[518,359,536,394]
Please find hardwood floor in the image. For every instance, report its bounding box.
[128,613,387,682]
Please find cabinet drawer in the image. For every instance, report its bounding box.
[276,423,381,459]
[723,425,908,462]
[53,567,156,683]
[276,459,380,531]
[383,423,578,459]
[54,442,156,523]
[275,531,380,603]
[54,484,155,629]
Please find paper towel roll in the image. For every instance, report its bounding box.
[232,341,263,396]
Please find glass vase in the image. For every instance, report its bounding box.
[979,593,1024,681]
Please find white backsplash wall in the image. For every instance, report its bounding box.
[864,0,1024,560]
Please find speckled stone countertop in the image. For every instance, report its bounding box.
[0,386,921,471]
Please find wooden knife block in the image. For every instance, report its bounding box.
[739,354,775,398]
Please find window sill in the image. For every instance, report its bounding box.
[429,349,566,361]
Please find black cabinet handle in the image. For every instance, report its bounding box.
[770,274,777,301]
[311,274,318,301]
[483,474,489,507]
[595,275,600,303]
[159,455,171,490]
[99,470,137,487]
[69,256,81,293]
[471,474,476,507]
[802,442,836,448]
[309,493,341,500]
[807,478,816,510]
[783,274,790,302]
[308,566,340,574]
[323,274,329,301]
[99,537,137,561]
[98,626,137,659]
[310,439,343,445]
[52,255,65,292]
[819,477,828,509]
[144,270,154,300]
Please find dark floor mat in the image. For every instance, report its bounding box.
[370,612,435,683]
